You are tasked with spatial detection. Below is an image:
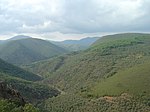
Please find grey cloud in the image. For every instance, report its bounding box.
[0,0,149,39]
[61,0,147,33]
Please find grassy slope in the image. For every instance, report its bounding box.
[0,38,67,65]
[91,62,150,97]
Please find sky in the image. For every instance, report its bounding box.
[0,0,150,41]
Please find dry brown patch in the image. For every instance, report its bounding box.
[103,96,116,103]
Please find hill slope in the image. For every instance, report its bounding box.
[91,62,150,97]
[24,33,150,111]
[0,59,60,104]
[25,33,150,92]
[0,58,41,81]
[0,37,67,65]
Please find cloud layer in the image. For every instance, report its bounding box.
[0,0,150,40]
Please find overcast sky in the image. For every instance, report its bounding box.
[0,0,150,41]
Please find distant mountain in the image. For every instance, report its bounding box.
[0,40,5,45]
[0,36,68,65]
[51,37,99,51]
[0,35,31,44]
[8,35,32,41]
[62,37,99,44]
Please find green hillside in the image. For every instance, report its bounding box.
[0,58,41,81]
[25,33,150,93]
[0,37,68,65]
[39,93,150,112]
[19,33,150,111]
[91,62,150,97]
[0,58,60,101]
[0,77,59,112]
[0,99,40,112]
[0,74,60,103]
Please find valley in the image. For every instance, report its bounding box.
[0,33,150,112]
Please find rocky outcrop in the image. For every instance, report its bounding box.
[0,81,25,106]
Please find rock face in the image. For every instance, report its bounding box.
[0,81,25,106]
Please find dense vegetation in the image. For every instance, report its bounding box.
[39,93,150,112]
[1,33,150,111]
[0,99,39,112]
[0,58,41,81]
[25,33,150,92]
[0,59,60,111]
[0,37,67,65]
[0,75,60,103]
[24,33,150,111]
[91,62,150,97]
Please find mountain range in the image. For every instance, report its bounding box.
[23,33,150,112]
[7,35,32,41]
[0,35,68,65]
[0,33,150,112]
[51,37,99,51]
[25,33,150,92]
